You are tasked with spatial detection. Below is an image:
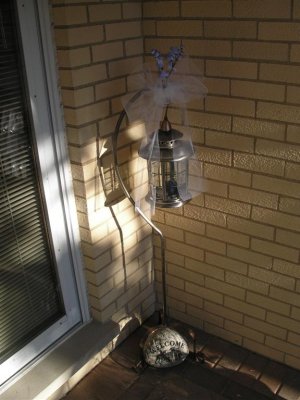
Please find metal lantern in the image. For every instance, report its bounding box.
[139,113,193,209]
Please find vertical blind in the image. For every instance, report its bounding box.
[0,0,63,364]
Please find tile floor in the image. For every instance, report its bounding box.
[63,314,300,400]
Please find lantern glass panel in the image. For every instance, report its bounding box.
[149,158,189,207]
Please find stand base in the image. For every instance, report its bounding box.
[143,326,189,368]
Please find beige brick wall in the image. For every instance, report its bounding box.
[50,0,155,325]
[50,0,300,371]
[143,0,300,370]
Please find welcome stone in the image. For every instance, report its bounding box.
[143,326,189,368]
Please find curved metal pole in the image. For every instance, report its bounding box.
[111,92,168,326]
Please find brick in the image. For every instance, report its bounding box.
[54,25,104,48]
[186,258,225,280]
[226,271,268,294]
[60,64,107,88]
[251,238,299,263]
[274,259,300,279]
[92,42,123,63]
[88,4,121,22]
[285,355,300,370]
[233,41,288,62]
[234,153,285,176]
[184,204,227,227]
[267,313,300,334]
[186,39,231,58]
[206,60,258,79]
[106,21,141,41]
[260,64,300,85]
[291,44,300,62]
[142,20,156,35]
[109,56,143,78]
[205,194,251,218]
[249,265,295,290]
[123,2,142,19]
[259,22,300,41]
[204,21,257,39]
[125,38,143,57]
[276,228,300,249]
[253,175,300,199]
[206,277,245,300]
[168,286,204,309]
[206,130,255,151]
[205,323,242,345]
[256,139,300,163]
[286,162,300,180]
[166,238,204,261]
[243,339,284,363]
[227,215,274,241]
[229,186,278,210]
[270,287,300,307]
[205,96,255,117]
[62,86,94,108]
[227,245,273,269]
[182,1,232,17]
[248,292,290,316]
[57,47,90,68]
[95,79,126,101]
[231,80,285,102]
[204,301,243,323]
[188,305,224,327]
[186,281,224,304]
[205,78,230,96]
[232,117,285,141]
[266,337,300,358]
[157,223,184,241]
[64,101,109,126]
[287,86,300,104]
[52,6,88,26]
[225,320,265,343]
[206,252,248,275]
[143,2,180,18]
[287,125,300,144]
[204,164,251,187]
[157,20,203,37]
[292,307,300,320]
[67,124,97,145]
[167,270,185,290]
[196,145,231,166]
[165,214,205,235]
[294,1,300,18]
[234,0,291,18]
[245,316,287,340]
[258,101,300,124]
[198,178,228,198]
[225,297,266,320]
[187,110,231,131]
[207,225,249,248]
[186,232,226,254]
[257,191,300,224]
[87,277,114,299]
[165,250,184,267]
[171,309,205,330]
[279,197,300,216]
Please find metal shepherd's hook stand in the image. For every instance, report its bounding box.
[111,91,168,327]
[111,91,191,369]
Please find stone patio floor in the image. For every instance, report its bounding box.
[63,315,300,400]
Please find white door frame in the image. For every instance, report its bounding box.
[0,0,90,388]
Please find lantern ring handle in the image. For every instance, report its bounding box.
[111,90,168,325]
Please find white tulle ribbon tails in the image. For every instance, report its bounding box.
[122,45,208,215]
